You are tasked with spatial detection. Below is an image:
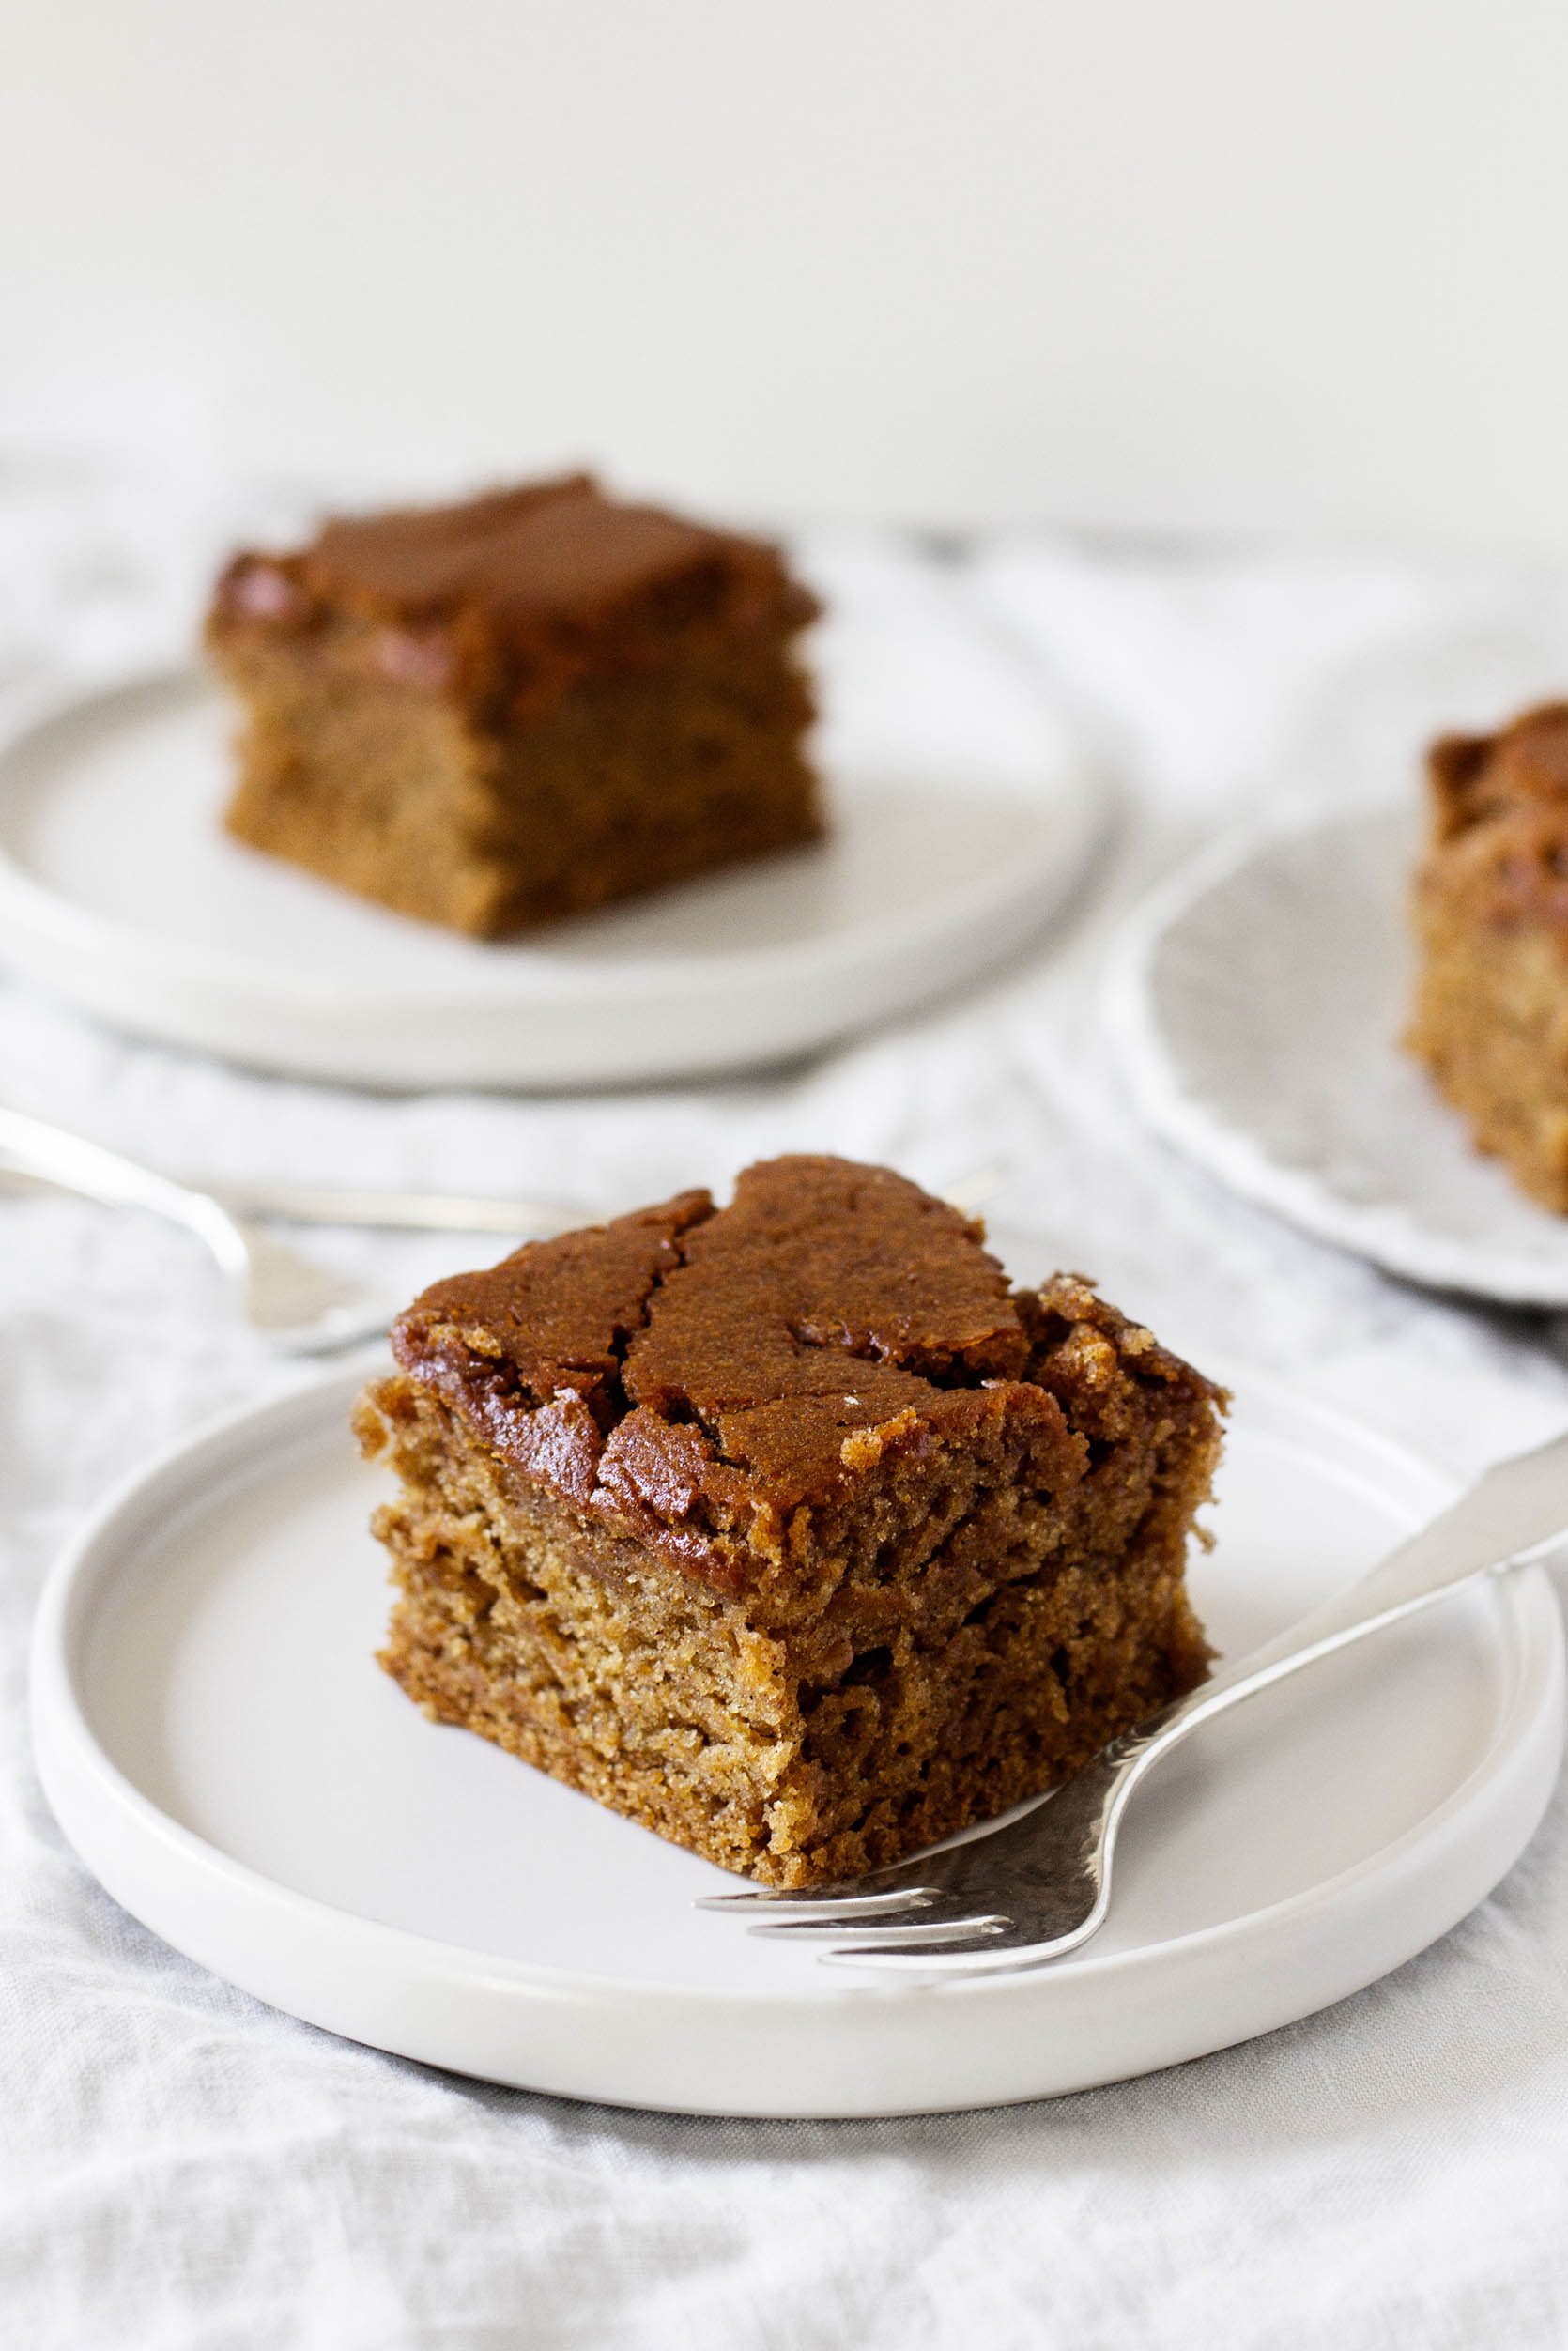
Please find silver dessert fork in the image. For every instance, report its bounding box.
[0,1107,392,1352]
[699,1424,1568,1973]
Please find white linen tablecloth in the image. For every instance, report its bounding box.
[4,463,1568,2348]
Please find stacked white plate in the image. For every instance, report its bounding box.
[1106,803,1568,1306]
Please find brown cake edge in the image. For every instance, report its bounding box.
[1406,705,1568,1212]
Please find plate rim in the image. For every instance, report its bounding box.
[28,1355,1566,2113]
[1102,801,1568,1307]
[0,667,1110,1081]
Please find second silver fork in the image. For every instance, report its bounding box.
[0,1106,390,1351]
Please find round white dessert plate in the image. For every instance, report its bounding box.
[0,592,1101,1088]
[31,1358,1564,2118]
[1105,805,1568,1307]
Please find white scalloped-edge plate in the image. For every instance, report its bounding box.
[0,567,1103,1090]
[1105,805,1568,1306]
[30,1357,1563,2117]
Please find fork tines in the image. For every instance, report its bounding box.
[695,1876,1017,1956]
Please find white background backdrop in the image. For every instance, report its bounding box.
[8,0,1568,542]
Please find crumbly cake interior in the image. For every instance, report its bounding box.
[1407,704,1568,1210]
[208,474,822,939]
[356,1159,1223,1885]
[219,629,817,936]
[1407,925,1568,1209]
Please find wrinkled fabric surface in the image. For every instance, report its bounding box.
[4,459,1568,2347]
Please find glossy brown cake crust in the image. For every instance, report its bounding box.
[1408,704,1568,1208]
[207,475,823,936]
[356,1156,1226,1884]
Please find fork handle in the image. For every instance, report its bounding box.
[0,1108,248,1277]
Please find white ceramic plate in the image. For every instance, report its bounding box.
[31,1358,1563,2118]
[0,631,1099,1089]
[1105,806,1568,1306]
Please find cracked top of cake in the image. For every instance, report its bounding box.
[1422,703,1568,933]
[387,1154,1219,1585]
[206,474,818,715]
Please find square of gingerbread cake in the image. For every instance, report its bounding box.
[354,1156,1224,1885]
[205,473,822,937]
[1407,701,1568,1210]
